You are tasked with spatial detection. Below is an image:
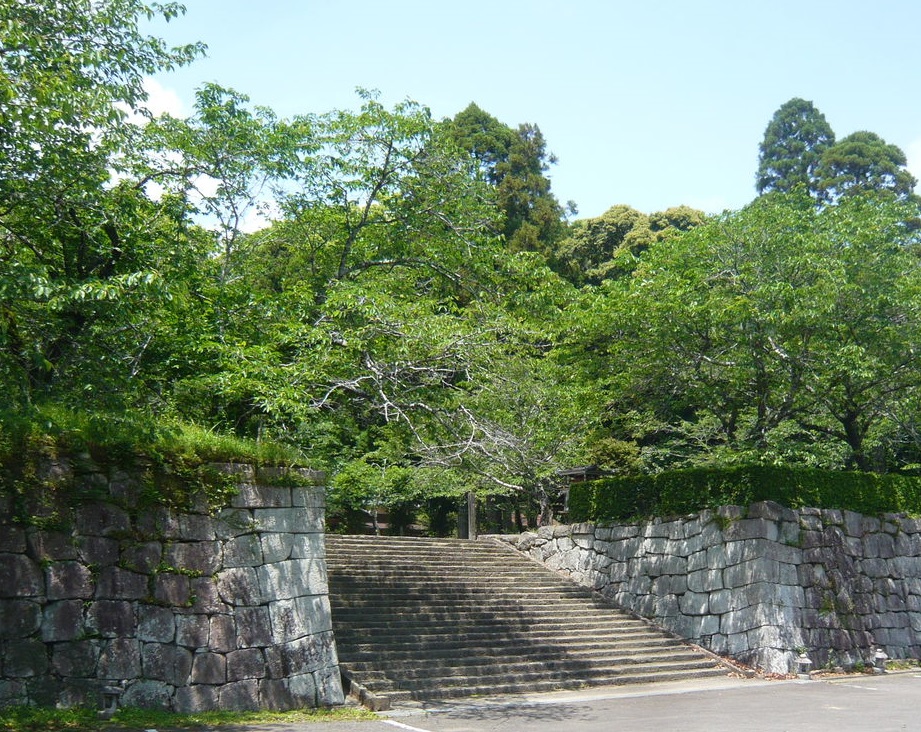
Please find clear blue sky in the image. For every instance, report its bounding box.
[144,0,921,219]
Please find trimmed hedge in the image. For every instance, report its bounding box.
[567,465,921,522]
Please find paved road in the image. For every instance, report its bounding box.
[213,672,921,732]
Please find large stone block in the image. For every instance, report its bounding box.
[0,678,27,706]
[894,532,921,556]
[86,600,136,638]
[176,614,211,648]
[687,549,707,573]
[314,666,344,707]
[53,678,100,708]
[209,614,236,653]
[699,518,725,548]
[163,541,221,576]
[74,503,131,537]
[257,559,327,602]
[108,469,144,503]
[605,537,642,562]
[269,595,332,643]
[654,594,680,618]
[860,557,891,579]
[51,639,101,678]
[892,556,921,578]
[678,592,710,616]
[27,531,77,562]
[138,605,175,642]
[821,508,844,526]
[97,637,141,679]
[623,573,652,596]
[142,642,192,686]
[723,518,779,542]
[219,678,260,710]
[678,533,703,557]
[609,525,640,540]
[259,677,297,711]
[141,507,182,540]
[0,553,43,597]
[189,577,229,614]
[633,594,657,618]
[5,639,49,677]
[669,614,704,641]
[652,574,687,596]
[642,537,671,555]
[706,545,727,569]
[0,599,42,639]
[842,510,864,538]
[0,526,26,554]
[178,514,218,541]
[97,566,148,600]
[213,508,256,539]
[252,507,323,534]
[264,631,337,678]
[748,501,796,523]
[216,567,263,606]
[261,533,294,563]
[708,589,733,615]
[123,679,173,710]
[226,648,266,681]
[687,568,722,593]
[191,652,226,684]
[174,682,219,713]
[76,536,120,566]
[41,600,84,641]
[223,534,263,567]
[153,573,191,606]
[723,558,779,588]
[236,605,273,648]
[231,482,290,509]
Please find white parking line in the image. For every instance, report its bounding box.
[383,719,432,732]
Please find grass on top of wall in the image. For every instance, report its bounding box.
[0,404,308,523]
[0,404,303,471]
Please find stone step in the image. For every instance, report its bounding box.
[336,640,699,661]
[335,633,687,654]
[326,535,729,706]
[341,648,712,676]
[329,604,643,620]
[357,663,727,700]
[330,616,652,635]
[335,627,674,651]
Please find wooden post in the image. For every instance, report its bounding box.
[466,491,477,540]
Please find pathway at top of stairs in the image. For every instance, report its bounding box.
[325,534,730,708]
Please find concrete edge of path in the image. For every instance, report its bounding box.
[381,670,921,719]
[382,674,783,718]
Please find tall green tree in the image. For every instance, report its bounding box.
[446,104,568,255]
[0,0,203,409]
[169,93,581,520]
[756,98,835,197]
[815,131,917,203]
[563,192,921,473]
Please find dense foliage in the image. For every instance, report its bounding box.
[3,5,921,530]
[568,466,921,523]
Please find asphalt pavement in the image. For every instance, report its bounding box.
[203,672,921,732]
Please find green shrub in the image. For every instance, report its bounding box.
[568,465,921,522]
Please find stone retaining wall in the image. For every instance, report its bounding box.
[493,501,921,674]
[0,461,344,711]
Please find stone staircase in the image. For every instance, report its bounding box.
[325,535,730,707]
